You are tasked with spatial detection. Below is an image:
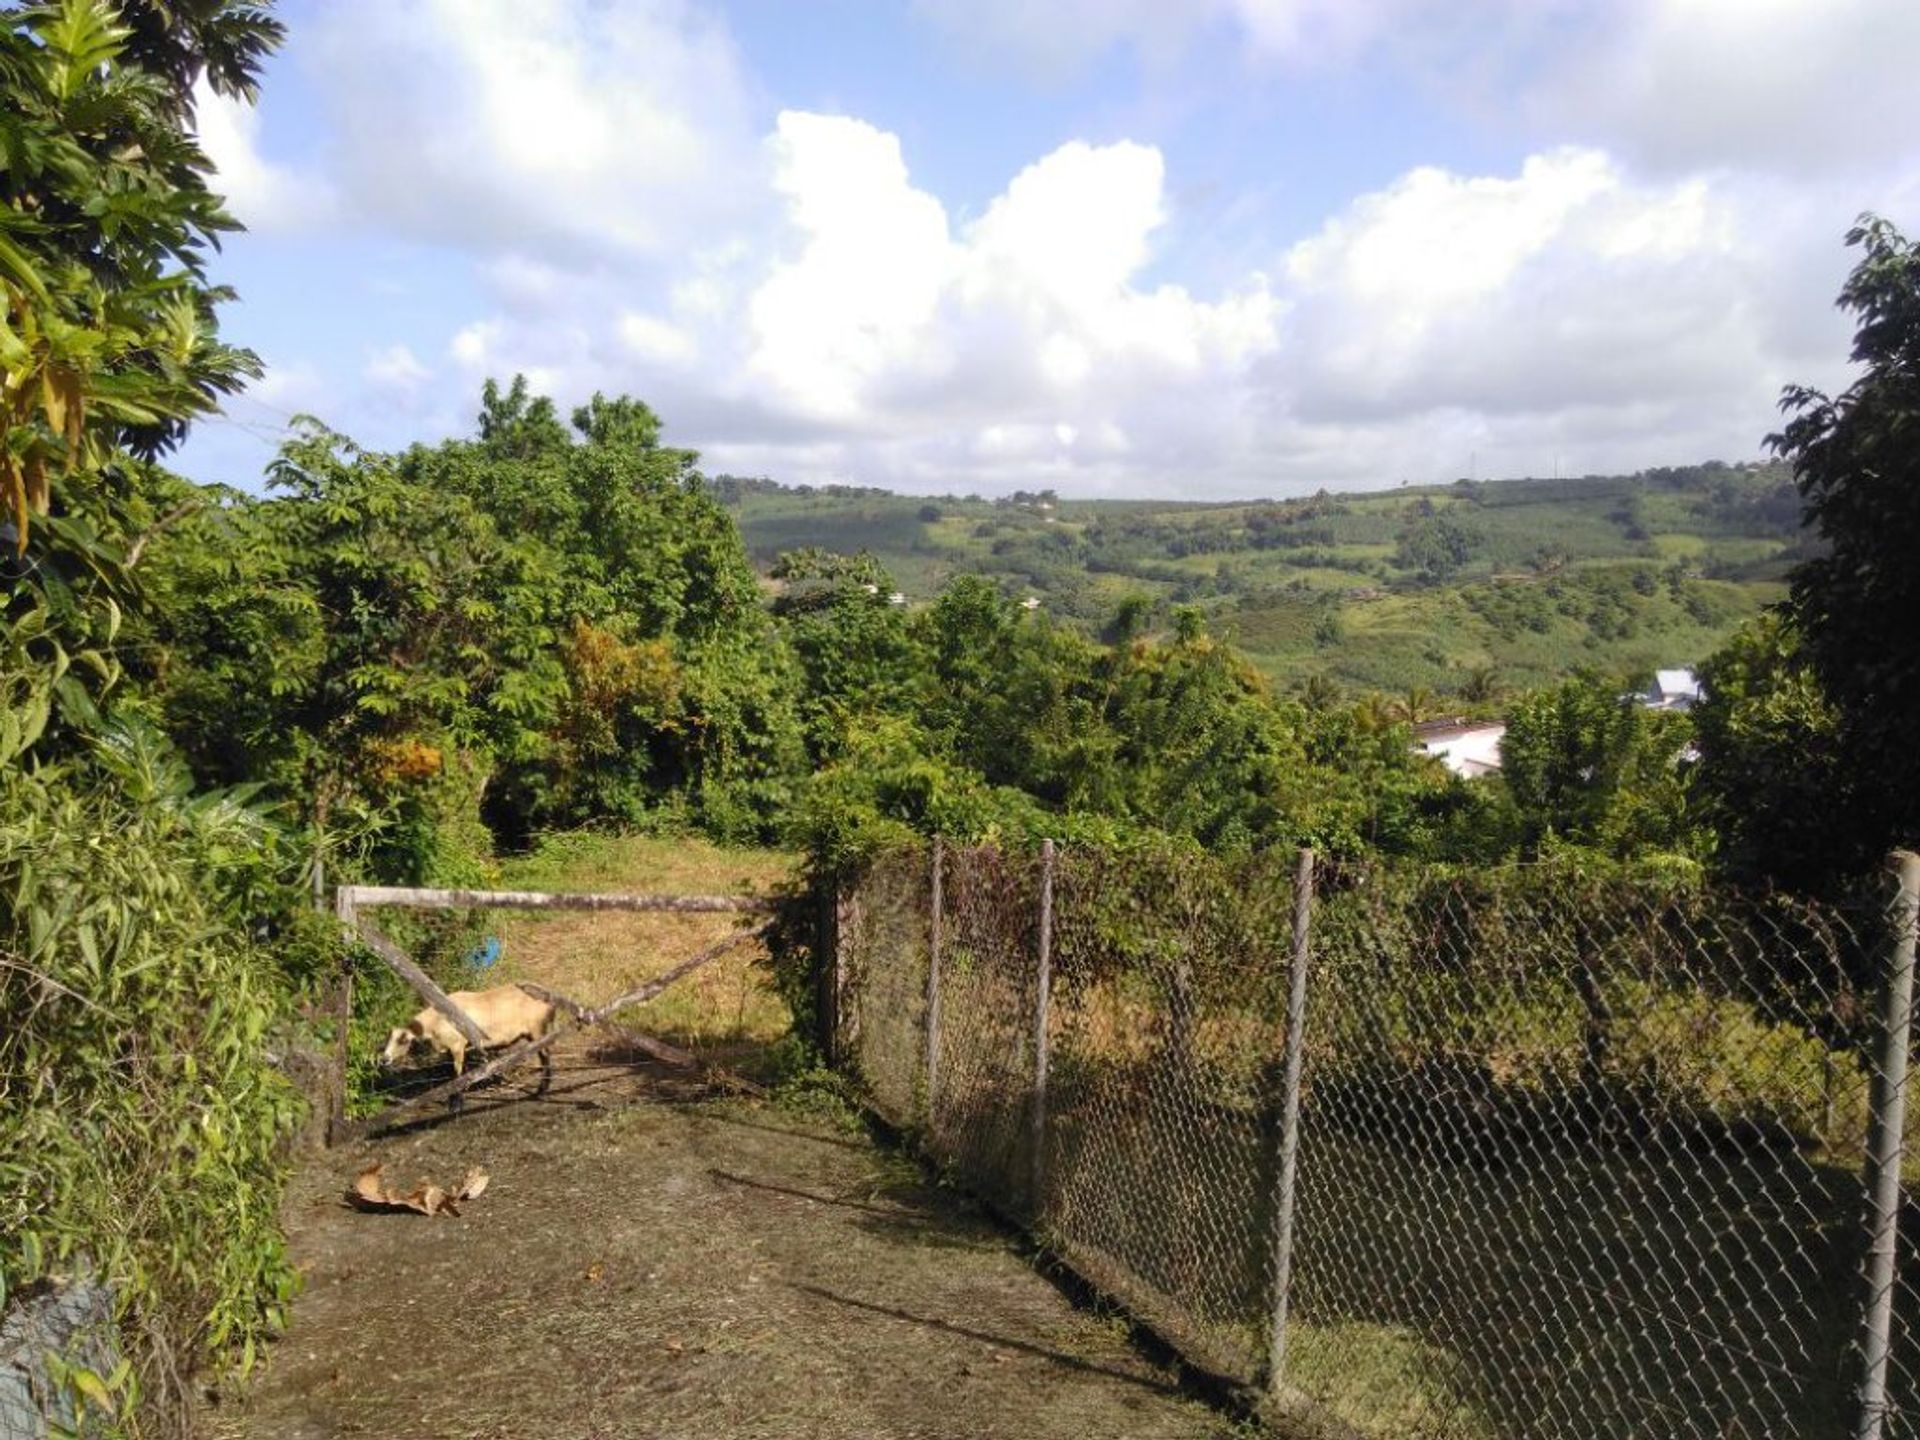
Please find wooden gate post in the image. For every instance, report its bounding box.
[327,888,356,1146]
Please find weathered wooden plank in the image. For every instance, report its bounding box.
[349,920,772,1137]
[349,916,492,1052]
[511,981,590,1021]
[585,920,773,1021]
[336,885,774,914]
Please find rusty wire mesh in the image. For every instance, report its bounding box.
[836,842,930,1125]
[928,843,1045,1212]
[834,840,1920,1440]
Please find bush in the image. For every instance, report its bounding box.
[0,739,304,1429]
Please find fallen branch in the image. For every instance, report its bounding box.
[592,1024,769,1098]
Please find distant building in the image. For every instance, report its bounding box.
[1412,717,1507,779]
[1644,669,1703,711]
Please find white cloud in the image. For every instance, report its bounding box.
[1535,0,1920,176]
[1275,148,1760,419]
[363,343,433,391]
[192,80,333,232]
[187,0,1915,500]
[448,321,503,372]
[743,115,957,421]
[730,114,1282,473]
[296,0,761,261]
[413,115,1874,495]
[618,313,699,367]
[1238,147,1871,485]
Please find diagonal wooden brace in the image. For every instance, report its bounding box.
[344,919,773,1139]
[335,892,491,1053]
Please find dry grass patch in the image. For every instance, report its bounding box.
[486,833,799,1050]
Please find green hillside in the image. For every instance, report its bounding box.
[715,463,1808,696]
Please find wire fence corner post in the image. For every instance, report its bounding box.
[1856,848,1920,1440]
[925,835,944,1127]
[1266,846,1316,1399]
[1031,837,1057,1220]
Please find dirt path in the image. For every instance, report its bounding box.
[208,1060,1240,1440]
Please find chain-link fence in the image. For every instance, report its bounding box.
[832,840,1920,1440]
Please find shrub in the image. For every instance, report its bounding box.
[0,737,304,1430]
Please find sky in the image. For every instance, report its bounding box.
[180,0,1920,499]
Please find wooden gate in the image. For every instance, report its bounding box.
[327,884,775,1144]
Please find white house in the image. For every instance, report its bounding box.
[1412,718,1507,779]
[1644,669,1703,711]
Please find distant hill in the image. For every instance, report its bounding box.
[714,463,1810,698]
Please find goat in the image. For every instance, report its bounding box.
[379,985,558,1095]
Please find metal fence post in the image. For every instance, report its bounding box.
[1856,849,1920,1440]
[1266,848,1316,1397]
[925,836,944,1127]
[1031,837,1056,1219]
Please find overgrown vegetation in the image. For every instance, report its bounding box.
[722,462,1802,696]
[4,0,1918,1428]
[1,3,300,1432]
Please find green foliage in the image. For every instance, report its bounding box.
[0,5,302,1429]
[724,464,1797,688]
[140,380,807,866]
[1691,612,1855,889]
[0,0,275,550]
[1394,510,1480,583]
[1776,216,1920,858]
[772,570,1462,868]
[1499,670,1701,861]
[0,725,304,1422]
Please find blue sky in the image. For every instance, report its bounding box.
[182,0,1920,498]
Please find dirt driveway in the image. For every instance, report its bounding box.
[207,1058,1240,1440]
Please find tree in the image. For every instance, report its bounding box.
[1395,512,1478,583]
[770,548,919,759]
[1690,613,1856,889]
[145,382,809,855]
[1458,664,1502,706]
[1393,685,1439,725]
[2,0,279,748]
[1,0,276,542]
[1774,217,1920,856]
[1500,671,1699,860]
